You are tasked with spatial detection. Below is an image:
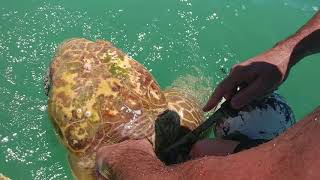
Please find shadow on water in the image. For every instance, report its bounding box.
[0,0,319,179]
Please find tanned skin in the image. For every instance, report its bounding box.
[96,11,320,180]
[203,11,320,111]
[192,11,320,158]
[96,108,320,180]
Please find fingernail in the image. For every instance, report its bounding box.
[96,159,112,179]
[95,169,101,177]
[96,158,104,172]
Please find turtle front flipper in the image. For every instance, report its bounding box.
[47,38,168,179]
[0,173,11,180]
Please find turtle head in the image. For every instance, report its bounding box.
[155,110,194,165]
[153,89,205,165]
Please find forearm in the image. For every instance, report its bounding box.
[110,108,320,180]
[96,140,181,180]
[109,150,179,180]
[275,11,320,67]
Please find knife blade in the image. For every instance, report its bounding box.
[159,100,239,163]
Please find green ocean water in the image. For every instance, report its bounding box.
[0,0,319,179]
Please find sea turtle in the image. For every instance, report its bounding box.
[0,174,11,180]
[46,38,204,180]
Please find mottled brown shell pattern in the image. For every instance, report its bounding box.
[48,38,167,157]
[163,88,204,130]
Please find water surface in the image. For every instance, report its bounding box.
[0,0,319,179]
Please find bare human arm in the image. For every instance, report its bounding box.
[203,11,320,111]
[95,11,320,180]
[95,108,320,180]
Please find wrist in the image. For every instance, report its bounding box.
[272,35,301,69]
[273,13,320,67]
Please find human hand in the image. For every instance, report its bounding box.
[203,45,293,111]
[95,139,160,180]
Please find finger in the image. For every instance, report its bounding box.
[96,157,114,180]
[96,169,107,180]
[97,176,106,180]
[230,78,267,109]
[96,146,113,179]
[202,77,238,112]
[96,146,110,168]
[203,65,252,112]
[96,155,105,173]
[203,85,225,112]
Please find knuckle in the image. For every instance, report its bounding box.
[231,63,245,72]
[231,64,239,70]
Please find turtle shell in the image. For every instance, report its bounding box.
[48,38,167,158]
[47,38,206,179]
[163,88,204,130]
[0,173,11,180]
